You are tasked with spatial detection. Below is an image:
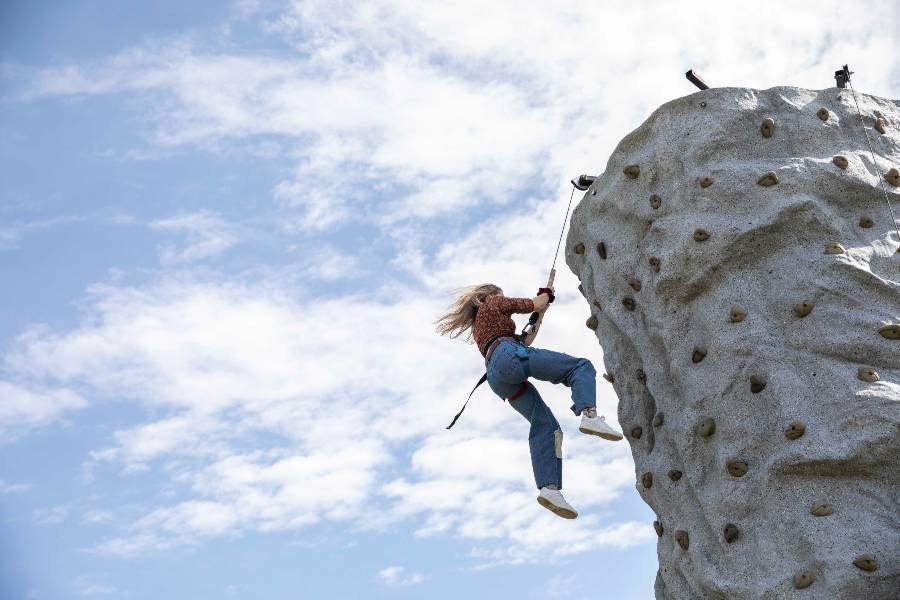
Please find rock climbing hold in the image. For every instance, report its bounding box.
[874,117,887,134]
[637,369,647,384]
[724,523,739,543]
[574,243,585,254]
[729,305,747,323]
[623,165,640,179]
[603,373,615,383]
[675,530,689,551]
[824,242,845,254]
[817,107,829,121]
[793,571,815,589]
[668,469,682,481]
[833,155,849,169]
[622,297,636,311]
[650,194,662,209]
[857,366,880,383]
[631,426,643,439]
[699,101,707,108]
[810,501,833,517]
[879,324,900,340]
[693,228,710,242]
[629,277,642,292]
[698,417,716,437]
[760,118,775,138]
[653,412,664,427]
[853,555,878,572]
[859,216,874,228]
[592,300,603,310]
[653,520,663,537]
[785,421,805,440]
[641,472,653,489]
[699,176,713,188]
[649,257,661,272]
[597,242,607,259]
[586,315,599,330]
[793,301,814,318]
[692,347,707,364]
[757,171,779,187]
[750,376,766,393]
[885,168,900,187]
[726,459,748,477]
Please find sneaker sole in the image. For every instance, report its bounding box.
[579,426,624,441]
[537,496,578,519]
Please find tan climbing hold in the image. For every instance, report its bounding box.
[629,277,642,292]
[637,369,647,384]
[729,305,747,323]
[622,297,636,311]
[675,530,689,551]
[699,176,713,188]
[757,171,779,187]
[793,571,815,589]
[859,216,874,228]
[817,107,830,121]
[698,417,716,437]
[760,117,775,138]
[649,256,661,272]
[603,373,615,383]
[874,117,887,134]
[793,300,814,318]
[853,555,878,572]
[832,155,849,169]
[641,472,653,489]
[668,469,682,482]
[574,242,585,254]
[879,324,900,340]
[692,347,707,364]
[750,376,766,393]
[631,426,643,439]
[726,459,748,477]
[653,520,663,537]
[653,412,664,427]
[785,421,805,440]
[586,315,599,330]
[810,501,833,517]
[649,194,662,209]
[857,366,880,383]
[824,242,845,254]
[693,228,710,242]
[623,164,640,179]
[724,523,739,544]
[597,242,607,259]
[885,168,900,187]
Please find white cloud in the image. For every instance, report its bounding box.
[73,575,119,597]
[377,565,425,587]
[149,211,239,264]
[33,504,71,525]
[0,479,31,494]
[0,380,86,441]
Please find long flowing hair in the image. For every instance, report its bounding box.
[435,283,503,342]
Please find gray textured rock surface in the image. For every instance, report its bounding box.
[566,86,900,599]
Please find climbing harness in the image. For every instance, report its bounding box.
[837,65,900,251]
[446,178,587,429]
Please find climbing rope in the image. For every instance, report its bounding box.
[551,185,577,274]
[844,72,900,251]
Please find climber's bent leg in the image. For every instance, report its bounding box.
[506,382,563,490]
[521,346,597,416]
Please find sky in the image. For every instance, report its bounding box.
[1,1,898,599]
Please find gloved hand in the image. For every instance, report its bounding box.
[537,287,555,303]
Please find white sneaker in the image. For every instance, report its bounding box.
[579,414,624,440]
[537,487,578,519]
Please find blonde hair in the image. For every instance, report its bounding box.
[435,283,503,342]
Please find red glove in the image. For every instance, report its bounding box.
[537,287,555,303]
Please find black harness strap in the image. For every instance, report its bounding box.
[445,373,488,429]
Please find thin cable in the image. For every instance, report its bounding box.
[846,79,900,250]
[550,185,577,273]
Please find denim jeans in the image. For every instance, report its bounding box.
[485,340,597,490]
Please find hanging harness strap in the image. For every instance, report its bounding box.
[446,373,488,430]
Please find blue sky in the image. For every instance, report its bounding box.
[1,2,898,599]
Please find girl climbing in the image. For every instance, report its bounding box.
[436,283,623,519]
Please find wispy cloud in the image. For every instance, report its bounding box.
[376,565,426,587]
[0,479,31,494]
[149,210,239,264]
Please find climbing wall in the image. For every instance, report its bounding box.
[566,86,900,599]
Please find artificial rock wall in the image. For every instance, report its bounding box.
[565,86,899,599]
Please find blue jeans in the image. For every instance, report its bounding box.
[485,340,597,490]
